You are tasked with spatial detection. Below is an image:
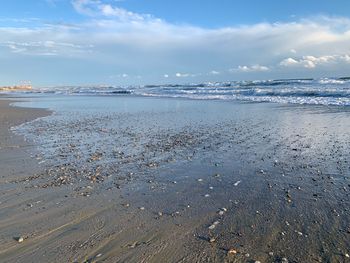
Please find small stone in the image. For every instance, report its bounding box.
[209,237,216,243]
[209,224,216,230]
[233,180,241,186]
[281,257,288,263]
[255,261,261,263]
[345,253,349,258]
[139,207,145,210]
[158,212,163,217]
[227,248,237,255]
[96,253,102,258]
[204,194,210,198]
[17,237,24,243]
[209,221,219,230]
[268,252,274,256]
[197,179,203,182]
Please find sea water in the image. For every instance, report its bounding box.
[4,77,350,106]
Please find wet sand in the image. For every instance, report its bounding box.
[0,96,350,263]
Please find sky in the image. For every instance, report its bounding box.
[1,0,350,86]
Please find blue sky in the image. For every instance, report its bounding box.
[1,0,350,86]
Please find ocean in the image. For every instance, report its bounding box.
[3,77,350,106]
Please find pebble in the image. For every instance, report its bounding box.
[209,237,216,243]
[281,258,288,263]
[345,253,350,258]
[204,194,210,198]
[208,221,220,230]
[197,179,203,182]
[233,180,241,186]
[17,237,24,243]
[268,252,274,256]
[227,248,237,255]
[139,207,145,210]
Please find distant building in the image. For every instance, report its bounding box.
[0,85,32,91]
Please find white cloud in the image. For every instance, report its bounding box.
[72,0,155,22]
[0,40,93,56]
[232,65,270,72]
[280,57,299,67]
[209,70,220,75]
[175,73,190,78]
[280,54,350,69]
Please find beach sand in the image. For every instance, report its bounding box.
[0,96,349,263]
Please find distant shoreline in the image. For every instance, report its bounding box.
[0,85,32,91]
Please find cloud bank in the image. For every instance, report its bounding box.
[1,0,350,85]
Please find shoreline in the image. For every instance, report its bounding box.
[0,96,51,181]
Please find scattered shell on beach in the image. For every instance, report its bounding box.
[233,180,241,186]
[227,248,237,255]
[218,208,227,216]
[208,221,220,230]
